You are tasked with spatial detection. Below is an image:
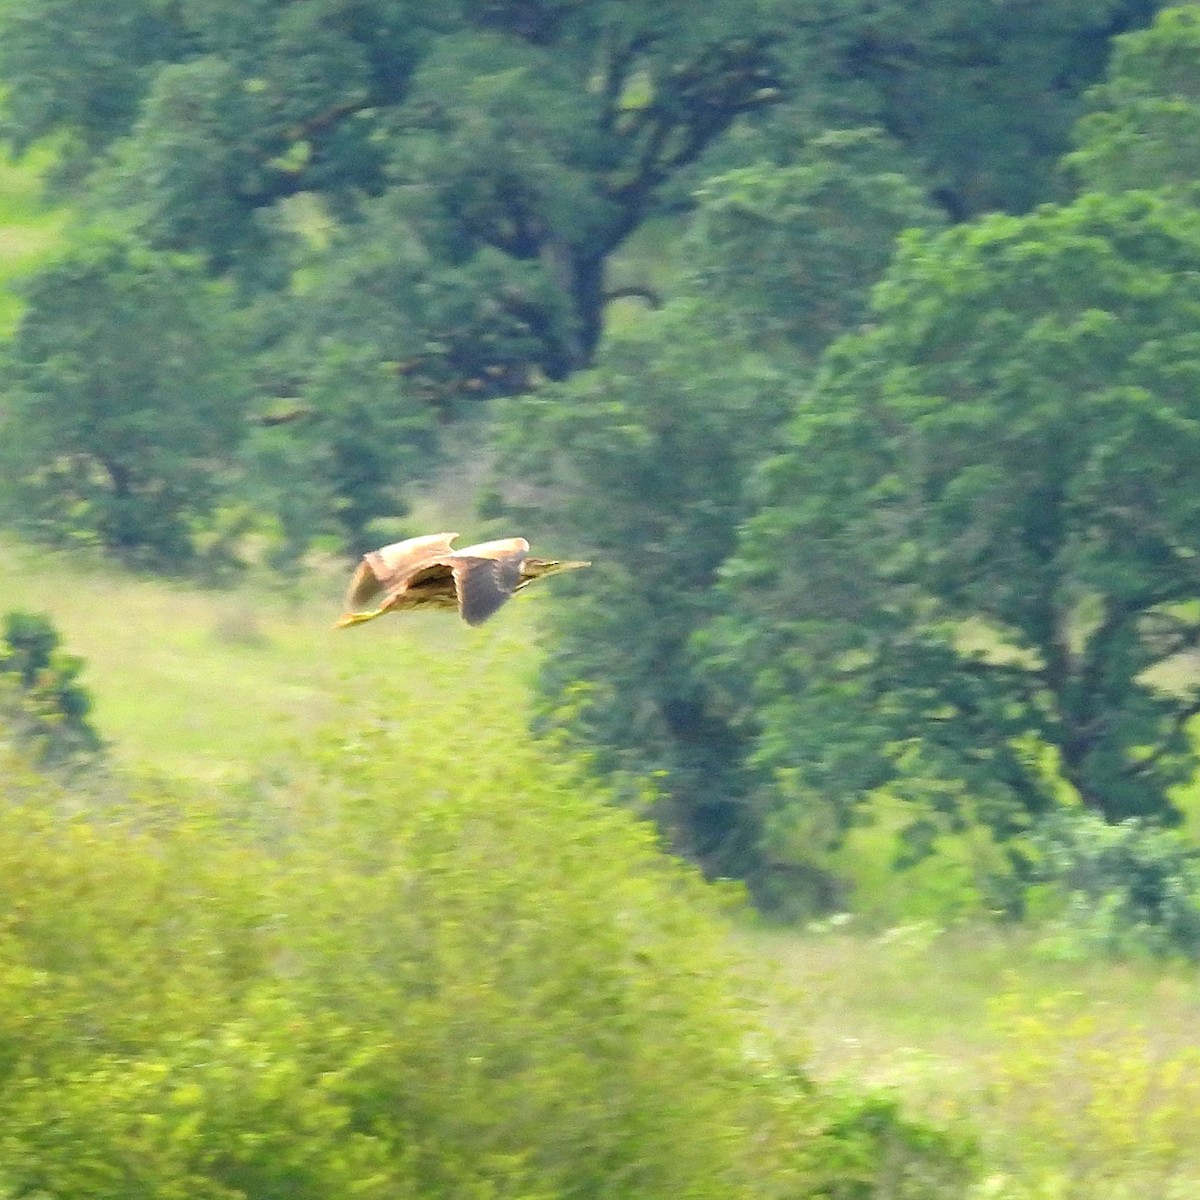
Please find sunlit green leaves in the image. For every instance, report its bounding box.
[715,191,1200,894]
[1070,5,1200,200]
[0,670,844,1200]
[687,129,941,353]
[0,231,250,565]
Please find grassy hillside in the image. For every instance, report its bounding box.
[3,536,1200,1198]
[0,536,548,782]
[747,921,1200,1197]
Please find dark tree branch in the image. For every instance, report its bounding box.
[598,31,658,136]
[602,284,663,309]
[280,97,362,147]
[601,33,784,239]
[1121,695,1200,780]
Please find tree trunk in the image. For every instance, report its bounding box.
[569,249,608,369]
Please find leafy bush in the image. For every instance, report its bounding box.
[0,610,102,763]
[1029,809,1200,960]
[0,674,975,1200]
[797,1090,977,1200]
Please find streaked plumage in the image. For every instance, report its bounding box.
[334,532,590,628]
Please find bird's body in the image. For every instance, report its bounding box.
[335,532,589,628]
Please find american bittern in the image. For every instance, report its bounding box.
[334,532,590,628]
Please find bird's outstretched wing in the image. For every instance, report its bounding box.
[452,554,525,626]
[344,532,460,610]
[455,537,530,560]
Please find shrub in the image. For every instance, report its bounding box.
[0,669,975,1199]
[1028,809,1200,960]
[796,1090,977,1200]
[0,610,102,763]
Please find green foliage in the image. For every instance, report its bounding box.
[240,342,434,561]
[88,55,286,278]
[0,0,1171,429]
[981,984,1200,1196]
[0,0,184,170]
[281,192,577,413]
[798,1091,977,1200]
[1069,4,1200,199]
[0,675,977,1200]
[494,302,791,878]
[708,190,1200,899]
[0,231,250,565]
[265,705,771,1200]
[278,0,788,378]
[493,135,945,890]
[0,144,70,336]
[814,790,1019,926]
[1030,808,1200,960]
[0,609,101,762]
[8,0,791,390]
[785,0,1163,217]
[686,129,942,354]
[4,0,1164,230]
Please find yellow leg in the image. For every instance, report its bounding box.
[333,608,383,629]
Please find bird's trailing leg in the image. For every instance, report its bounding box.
[333,608,385,629]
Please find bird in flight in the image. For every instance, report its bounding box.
[334,532,590,628]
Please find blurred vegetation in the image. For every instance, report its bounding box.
[0,141,69,333]
[4,3,1200,1193]
[0,674,978,1200]
[0,0,1195,905]
[982,983,1200,1197]
[0,609,101,763]
[1029,808,1200,961]
[752,920,1200,1200]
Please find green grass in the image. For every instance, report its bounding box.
[0,536,548,783]
[745,921,1200,1197]
[5,528,1200,1197]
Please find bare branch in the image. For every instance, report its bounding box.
[602,284,663,309]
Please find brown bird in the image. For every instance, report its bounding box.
[334,532,590,628]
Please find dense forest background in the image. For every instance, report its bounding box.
[3,1,1200,1197]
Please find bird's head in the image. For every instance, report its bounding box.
[520,556,591,580]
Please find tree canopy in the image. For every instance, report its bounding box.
[0,232,249,565]
[496,302,789,875]
[495,129,941,884]
[7,0,793,372]
[3,0,1199,915]
[1069,3,1200,199]
[788,0,1161,217]
[707,191,1200,897]
[0,0,1166,397]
